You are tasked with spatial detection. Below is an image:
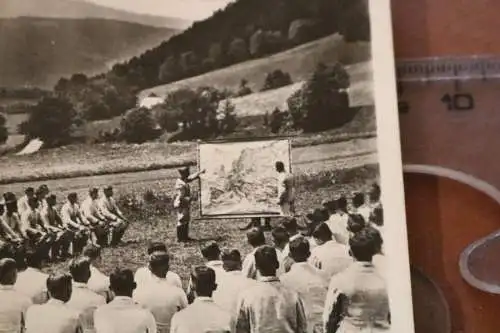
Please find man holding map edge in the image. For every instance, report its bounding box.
[174,166,206,242]
[276,161,295,216]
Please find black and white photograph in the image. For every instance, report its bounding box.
[0,0,413,332]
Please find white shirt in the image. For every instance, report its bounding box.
[66,282,106,333]
[20,209,44,235]
[133,275,188,333]
[309,240,353,279]
[87,266,110,301]
[25,298,83,333]
[0,285,32,333]
[15,267,49,304]
[80,198,105,224]
[94,296,157,333]
[60,202,84,227]
[241,248,260,280]
[134,267,182,289]
[97,196,122,221]
[277,172,295,203]
[280,263,329,333]
[170,297,233,333]
[17,195,30,216]
[323,262,390,333]
[326,213,350,245]
[212,270,258,317]
[356,206,372,223]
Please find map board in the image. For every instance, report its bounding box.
[198,138,291,218]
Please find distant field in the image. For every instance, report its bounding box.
[139,34,371,99]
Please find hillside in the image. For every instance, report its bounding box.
[0,17,178,88]
[105,0,369,90]
[0,0,191,29]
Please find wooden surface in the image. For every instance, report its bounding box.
[404,173,500,332]
[391,0,500,57]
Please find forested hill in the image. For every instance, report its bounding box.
[106,0,370,91]
[0,17,178,88]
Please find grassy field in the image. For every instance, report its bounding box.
[43,163,380,286]
[0,107,376,184]
[139,34,371,100]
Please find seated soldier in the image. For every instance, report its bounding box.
[80,188,110,247]
[98,186,128,246]
[0,198,23,254]
[1,193,26,253]
[35,185,50,213]
[17,187,35,217]
[40,194,74,260]
[20,197,55,261]
[60,193,90,255]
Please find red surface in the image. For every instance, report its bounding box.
[404,173,500,332]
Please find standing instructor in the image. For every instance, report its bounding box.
[174,166,205,242]
[275,161,295,217]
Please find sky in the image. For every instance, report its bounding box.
[87,0,233,21]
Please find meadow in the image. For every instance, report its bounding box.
[43,163,380,286]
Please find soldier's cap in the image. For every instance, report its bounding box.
[104,186,113,191]
[221,248,241,263]
[3,192,17,204]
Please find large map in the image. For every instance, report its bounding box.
[198,139,291,218]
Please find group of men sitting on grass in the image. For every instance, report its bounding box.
[0,184,129,263]
[0,182,387,333]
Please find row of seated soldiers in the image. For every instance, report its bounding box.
[0,184,129,263]
[0,183,387,333]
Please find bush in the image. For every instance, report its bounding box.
[237,79,253,97]
[287,62,353,132]
[262,70,293,91]
[120,108,160,144]
[269,107,285,134]
[22,97,77,147]
[0,114,8,144]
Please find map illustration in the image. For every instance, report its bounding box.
[198,139,291,217]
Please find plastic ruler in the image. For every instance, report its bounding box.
[396,55,500,333]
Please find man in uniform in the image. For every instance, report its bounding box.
[35,185,50,213]
[235,245,307,333]
[81,188,110,247]
[241,227,266,280]
[20,197,55,261]
[17,187,35,217]
[213,249,258,318]
[309,223,352,280]
[94,268,157,333]
[14,251,49,304]
[0,258,32,333]
[170,266,234,333]
[40,194,74,260]
[173,166,205,242]
[281,238,329,333]
[133,251,188,333]
[134,242,182,289]
[187,241,224,303]
[25,273,83,333]
[327,197,350,245]
[322,228,390,333]
[275,161,295,217]
[0,195,23,252]
[82,244,112,303]
[98,186,128,246]
[60,193,90,255]
[2,192,26,242]
[66,257,106,332]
